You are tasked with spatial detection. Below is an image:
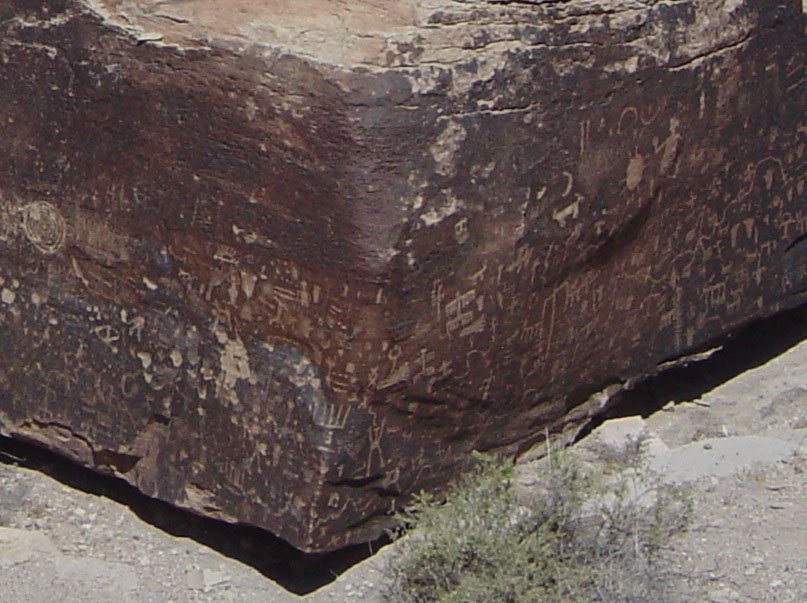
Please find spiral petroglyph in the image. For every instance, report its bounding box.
[21,201,66,254]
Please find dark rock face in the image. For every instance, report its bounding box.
[0,0,804,551]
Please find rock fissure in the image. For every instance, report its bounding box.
[327,473,386,489]
[668,31,754,70]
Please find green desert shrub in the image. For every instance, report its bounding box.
[382,444,690,603]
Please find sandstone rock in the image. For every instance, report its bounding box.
[0,0,804,551]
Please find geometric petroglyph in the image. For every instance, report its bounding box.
[21,201,66,254]
[310,400,351,430]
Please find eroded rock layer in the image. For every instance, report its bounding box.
[0,0,804,551]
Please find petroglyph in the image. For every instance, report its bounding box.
[626,154,645,190]
[553,199,581,227]
[310,400,351,430]
[215,328,252,392]
[137,352,151,370]
[20,201,65,254]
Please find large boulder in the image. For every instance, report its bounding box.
[0,0,804,552]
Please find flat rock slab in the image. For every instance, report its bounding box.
[0,0,805,551]
[0,527,139,601]
[648,435,803,483]
[0,526,59,568]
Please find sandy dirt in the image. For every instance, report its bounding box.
[2,324,807,601]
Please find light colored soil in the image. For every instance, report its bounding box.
[552,335,807,602]
[636,340,807,603]
[2,337,807,602]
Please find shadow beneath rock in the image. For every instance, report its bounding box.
[0,434,388,594]
[594,300,807,426]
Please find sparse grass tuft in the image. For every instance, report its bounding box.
[382,443,691,602]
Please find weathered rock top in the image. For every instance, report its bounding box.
[81,0,758,74]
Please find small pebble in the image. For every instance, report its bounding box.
[708,586,740,602]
